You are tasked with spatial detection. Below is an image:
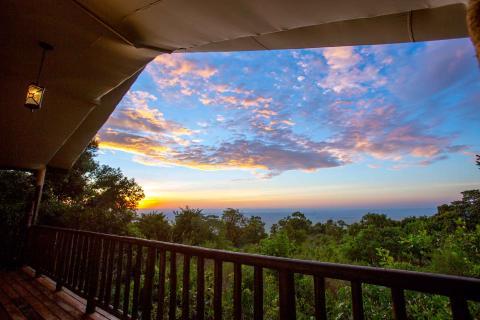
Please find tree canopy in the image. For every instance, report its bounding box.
[40,141,144,234]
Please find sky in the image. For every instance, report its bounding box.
[96,38,480,211]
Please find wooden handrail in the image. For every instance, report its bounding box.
[27,225,480,320]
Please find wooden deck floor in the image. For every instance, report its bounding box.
[0,268,118,320]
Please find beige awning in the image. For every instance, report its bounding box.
[0,0,469,170]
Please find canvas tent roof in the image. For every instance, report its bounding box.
[0,0,469,171]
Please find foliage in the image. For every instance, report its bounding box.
[259,231,296,257]
[134,211,171,241]
[171,207,217,245]
[271,211,312,243]
[222,208,267,247]
[40,141,144,234]
[0,170,34,268]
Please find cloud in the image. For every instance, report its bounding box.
[99,90,345,176]
[105,135,343,175]
[100,41,475,178]
[316,46,387,94]
[154,55,217,79]
[323,47,361,69]
[324,99,467,163]
[105,91,192,137]
[389,39,478,100]
[99,90,194,153]
[146,55,218,99]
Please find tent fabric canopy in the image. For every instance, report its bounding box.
[0,0,469,171]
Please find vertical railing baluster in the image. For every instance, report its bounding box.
[67,232,78,285]
[80,235,90,293]
[157,250,166,320]
[59,231,69,281]
[104,240,115,307]
[214,260,222,320]
[279,270,296,320]
[314,276,327,320]
[37,230,45,275]
[55,231,66,291]
[73,234,84,290]
[48,230,55,272]
[113,241,124,311]
[169,252,177,320]
[39,229,48,275]
[233,263,242,320]
[61,232,72,286]
[123,243,133,317]
[142,246,156,320]
[65,232,74,284]
[254,266,263,320]
[86,236,101,314]
[35,228,43,276]
[196,257,205,320]
[49,230,56,272]
[42,230,48,273]
[99,238,109,303]
[73,233,82,284]
[351,281,364,320]
[31,228,39,275]
[391,287,407,320]
[78,234,88,290]
[50,230,57,273]
[450,296,471,320]
[182,255,191,320]
[52,230,61,276]
[132,245,143,318]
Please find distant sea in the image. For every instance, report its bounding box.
[139,207,437,230]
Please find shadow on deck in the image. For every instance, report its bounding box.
[0,267,118,320]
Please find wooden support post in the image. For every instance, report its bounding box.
[27,167,46,227]
[23,168,46,271]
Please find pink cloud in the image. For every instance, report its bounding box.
[324,99,467,164]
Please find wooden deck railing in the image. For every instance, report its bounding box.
[26,225,480,320]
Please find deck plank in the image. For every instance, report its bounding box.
[10,273,77,320]
[0,288,27,320]
[3,276,60,320]
[15,271,86,319]
[0,303,11,320]
[0,269,119,320]
[24,268,117,320]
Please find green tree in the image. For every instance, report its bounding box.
[434,190,480,231]
[260,231,296,257]
[40,140,144,234]
[271,212,312,243]
[172,207,215,245]
[343,213,404,265]
[0,170,34,267]
[312,219,346,240]
[135,212,171,241]
[242,216,267,245]
[222,208,247,247]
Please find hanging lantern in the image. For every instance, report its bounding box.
[25,41,53,111]
[25,84,46,110]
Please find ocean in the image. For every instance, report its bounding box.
[139,207,437,231]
